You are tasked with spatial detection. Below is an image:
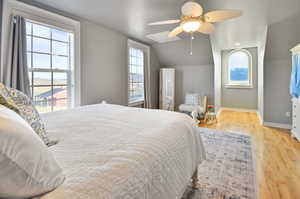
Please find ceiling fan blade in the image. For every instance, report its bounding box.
[148,20,180,26]
[168,26,183,38]
[197,22,215,34]
[205,10,242,23]
[181,1,203,17]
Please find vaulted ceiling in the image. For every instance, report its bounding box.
[19,0,300,65]
[21,0,300,45]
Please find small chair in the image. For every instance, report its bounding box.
[179,94,208,121]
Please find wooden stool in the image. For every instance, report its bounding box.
[204,112,217,124]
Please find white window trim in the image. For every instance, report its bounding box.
[291,44,300,55]
[225,49,253,89]
[1,0,81,107]
[127,39,150,106]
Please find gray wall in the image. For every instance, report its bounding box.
[80,23,161,107]
[152,35,215,109]
[264,14,300,124]
[12,0,161,108]
[150,47,161,108]
[80,21,128,105]
[167,65,214,109]
[221,47,258,109]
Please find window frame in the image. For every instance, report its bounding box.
[1,0,81,107]
[225,49,253,88]
[127,40,150,106]
[26,20,73,113]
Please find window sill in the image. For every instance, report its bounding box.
[224,84,253,89]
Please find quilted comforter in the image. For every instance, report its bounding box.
[39,104,205,199]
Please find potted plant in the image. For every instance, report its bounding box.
[207,105,214,113]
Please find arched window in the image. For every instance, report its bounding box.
[227,49,252,86]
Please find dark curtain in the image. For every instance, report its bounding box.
[4,15,31,96]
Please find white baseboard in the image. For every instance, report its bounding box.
[218,107,292,129]
[263,122,292,130]
[216,108,222,116]
[257,112,263,125]
[291,130,300,141]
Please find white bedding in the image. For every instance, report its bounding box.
[39,104,205,199]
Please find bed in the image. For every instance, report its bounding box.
[38,104,205,199]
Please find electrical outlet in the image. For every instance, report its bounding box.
[285,112,291,117]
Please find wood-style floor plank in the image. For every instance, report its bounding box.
[199,110,300,199]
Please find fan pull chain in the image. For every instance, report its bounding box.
[190,33,194,55]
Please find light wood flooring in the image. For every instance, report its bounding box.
[200,110,300,199]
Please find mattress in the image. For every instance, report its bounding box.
[38,104,205,199]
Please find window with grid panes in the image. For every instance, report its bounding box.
[128,47,144,104]
[26,20,74,113]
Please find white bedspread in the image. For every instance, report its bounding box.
[39,104,205,199]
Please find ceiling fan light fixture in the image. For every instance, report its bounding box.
[181,1,203,17]
[182,20,201,32]
[148,2,242,40]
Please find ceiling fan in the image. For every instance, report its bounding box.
[148,1,242,38]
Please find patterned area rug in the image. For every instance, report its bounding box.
[182,128,257,199]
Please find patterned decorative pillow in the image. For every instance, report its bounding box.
[8,87,33,106]
[0,83,13,99]
[0,95,19,114]
[0,84,57,147]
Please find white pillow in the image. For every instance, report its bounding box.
[0,105,65,198]
[185,93,201,105]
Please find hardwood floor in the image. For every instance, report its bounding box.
[199,110,300,199]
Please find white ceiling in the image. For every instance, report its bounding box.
[20,0,300,49]
[203,0,300,49]
[152,34,213,66]
[146,31,180,43]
